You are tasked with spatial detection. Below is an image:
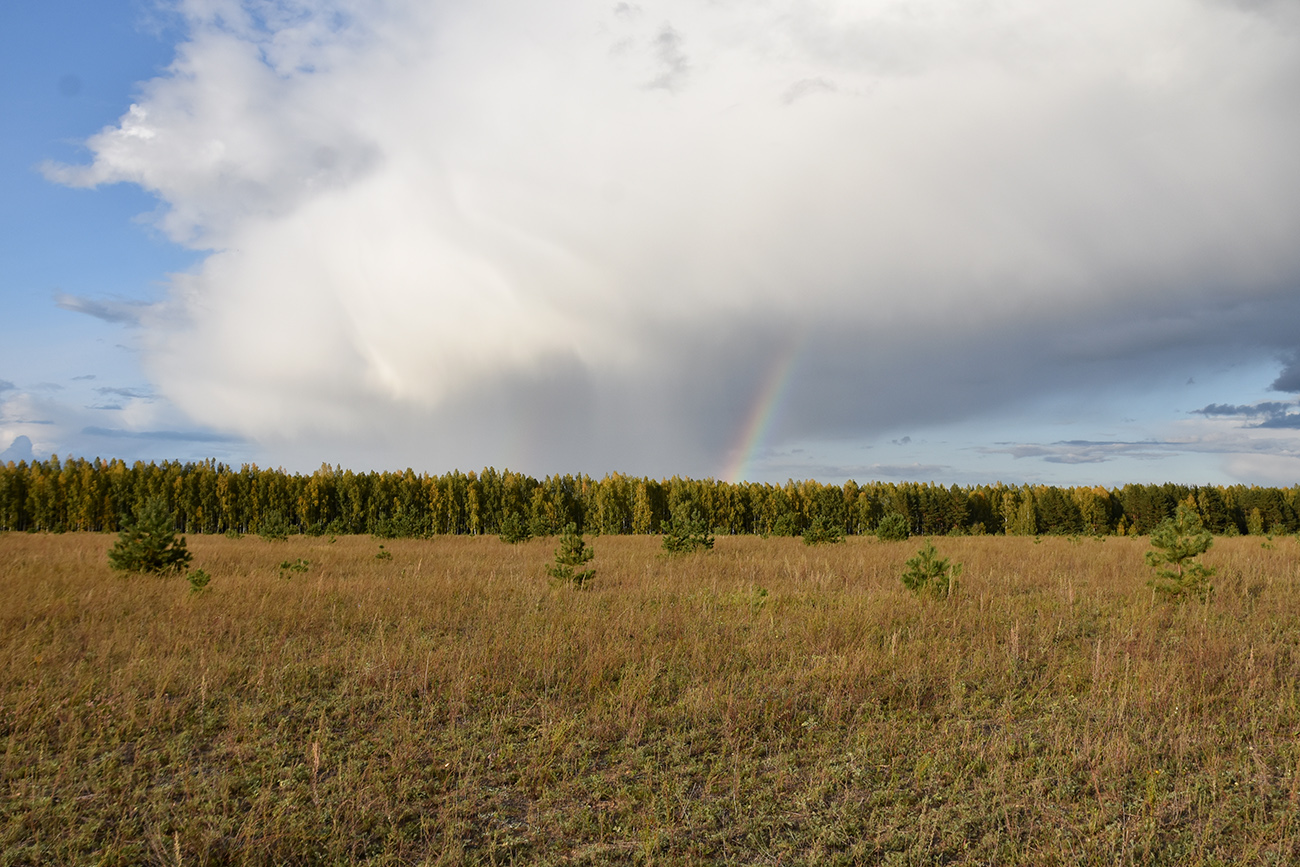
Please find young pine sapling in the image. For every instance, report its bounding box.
[549,523,595,587]
[108,497,193,575]
[901,539,961,597]
[1146,502,1215,602]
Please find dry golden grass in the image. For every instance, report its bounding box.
[4,531,1300,865]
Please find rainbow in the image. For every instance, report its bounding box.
[722,336,805,483]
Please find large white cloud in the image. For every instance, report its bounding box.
[47,0,1300,476]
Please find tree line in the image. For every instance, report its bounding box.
[0,456,1296,538]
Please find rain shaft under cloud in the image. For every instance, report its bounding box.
[46,0,1300,478]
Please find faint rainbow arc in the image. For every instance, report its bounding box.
[722,335,805,483]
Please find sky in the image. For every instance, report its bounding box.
[3,0,1300,487]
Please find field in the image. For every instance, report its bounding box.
[4,532,1300,865]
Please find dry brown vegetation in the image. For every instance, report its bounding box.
[3,531,1300,865]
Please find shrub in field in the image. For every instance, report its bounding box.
[498,512,532,544]
[187,569,211,594]
[1146,502,1214,602]
[107,497,192,575]
[374,512,427,538]
[258,510,291,541]
[901,539,961,597]
[876,513,910,541]
[661,504,714,553]
[802,515,845,546]
[548,523,595,587]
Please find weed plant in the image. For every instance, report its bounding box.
[4,533,1300,864]
[278,558,311,579]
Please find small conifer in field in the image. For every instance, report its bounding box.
[802,515,845,546]
[548,523,595,587]
[901,539,961,597]
[498,512,532,544]
[1147,502,1214,602]
[107,497,192,575]
[187,569,211,594]
[662,504,714,553]
[258,510,291,541]
[876,513,910,542]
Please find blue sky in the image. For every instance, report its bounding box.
[3,0,1300,486]
[1,1,185,335]
[1,1,231,463]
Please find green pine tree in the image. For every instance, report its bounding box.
[802,514,845,545]
[498,512,532,544]
[1146,502,1214,602]
[876,512,910,541]
[661,504,714,553]
[548,523,595,587]
[900,539,961,597]
[258,509,291,541]
[108,497,192,575]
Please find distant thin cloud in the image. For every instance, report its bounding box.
[1194,400,1300,429]
[983,440,1176,464]
[55,293,148,325]
[781,77,836,105]
[81,426,242,443]
[646,23,689,91]
[864,463,951,479]
[95,386,154,400]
